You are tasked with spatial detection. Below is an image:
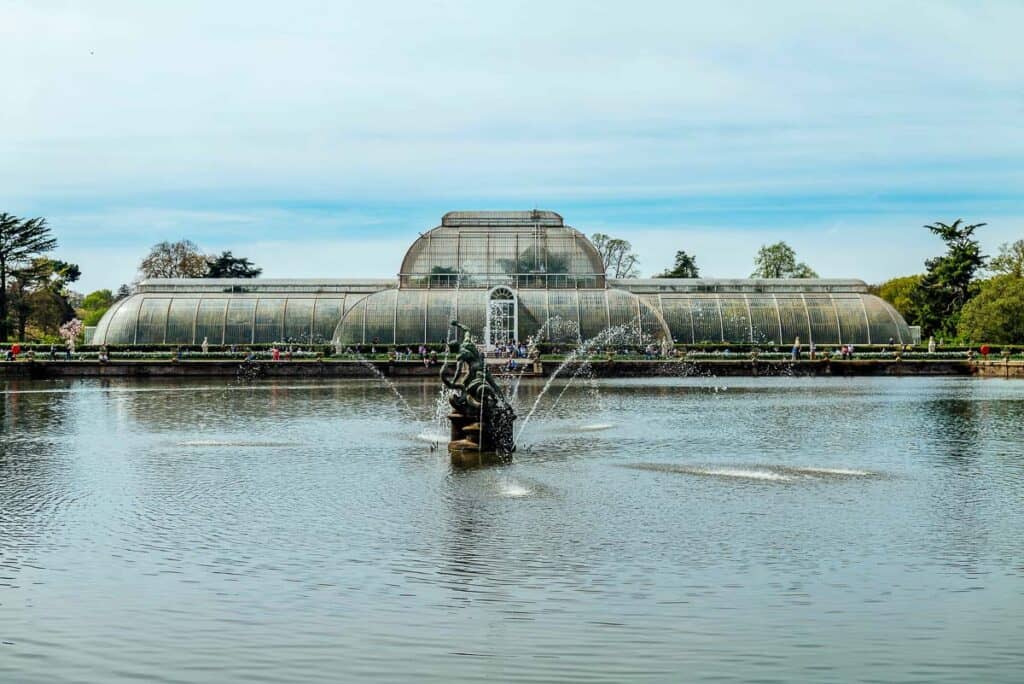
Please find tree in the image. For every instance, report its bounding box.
[205,251,263,278]
[751,242,818,278]
[872,275,921,323]
[656,250,700,278]
[990,239,1024,278]
[590,233,640,278]
[0,213,58,340]
[957,275,1024,344]
[910,219,986,337]
[80,289,115,326]
[7,257,80,341]
[139,240,208,278]
[115,283,133,301]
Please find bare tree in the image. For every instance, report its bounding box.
[139,240,209,279]
[590,233,640,278]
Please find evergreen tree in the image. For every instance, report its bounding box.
[656,250,700,278]
[0,213,58,341]
[910,220,986,337]
[205,251,263,278]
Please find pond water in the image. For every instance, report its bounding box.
[1,376,1022,683]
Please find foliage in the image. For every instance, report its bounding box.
[750,242,818,278]
[115,283,133,300]
[0,212,59,340]
[59,318,84,351]
[657,250,700,278]
[989,239,1024,278]
[957,275,1024,344]
[909,219,986,337]
[6,257,79,341]
[871,275,921,322]
[205,251,263,278]
[590,233,640,278]
[139,240,208,278]
[79,289,115,326]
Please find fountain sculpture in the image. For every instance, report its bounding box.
[441,321,517,466]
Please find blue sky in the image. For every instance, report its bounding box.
[3,0,1022,292]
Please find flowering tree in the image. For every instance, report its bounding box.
[59,318,83,354]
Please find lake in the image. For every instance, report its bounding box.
[1,375,1022,683]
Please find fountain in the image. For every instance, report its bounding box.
[440,321,517,467]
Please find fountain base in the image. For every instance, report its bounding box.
[448,411,514,467]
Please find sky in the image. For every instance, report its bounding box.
[2,0,1022,293]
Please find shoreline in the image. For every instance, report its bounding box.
[2,359,1021,379]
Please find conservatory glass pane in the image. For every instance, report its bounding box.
[313,298,345,344]
[546,290,579,343]
[225,299,256,345]
[776,296,811,345]
[254,299,285,343]
[864,297,903,344]
[455,290,486,341]
[166,299,198,344]
[195,299,227,346]
[426,291,457,345]
[395,290,426,345]
[748,296,781,345]
[283,299,314,344]
[691,296,722,343]
[136,298,170,344]
[517,290,547,343]
[364,290,397,345]
[104,296,142,344]
[805,296,840,345]
[833,296,868,344]
[578,290,609,340]
[720,296,750,343]
[658,296,694,345]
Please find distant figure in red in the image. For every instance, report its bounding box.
[271,346,281,361]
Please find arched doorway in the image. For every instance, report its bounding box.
[485,287,517,348]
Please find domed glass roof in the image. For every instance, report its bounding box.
[398,211,606,289]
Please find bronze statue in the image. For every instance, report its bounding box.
[441,320,516,462]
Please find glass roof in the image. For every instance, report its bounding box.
[399,211,606,289]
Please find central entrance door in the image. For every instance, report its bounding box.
[485,287,517,348]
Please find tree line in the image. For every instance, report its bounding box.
[872,221,1024,344]
[1,215,264,343]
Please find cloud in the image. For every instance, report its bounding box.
[1,1,1021,291]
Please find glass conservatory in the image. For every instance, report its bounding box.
[89,210,913,347]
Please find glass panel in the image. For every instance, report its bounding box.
[546,290,579,343]
[748,296,780,345]
[578,290,609,340]
[833,296,868,344]
[333,299,365,346]
[104,296,142,344]
[719,296,750,343]
[638,295,666,343]
[253,299,285,343]
[455,290,486,342]
[864,296,903,345]
[776,296,811,346]
[805,296,840,345]
[517,290,547,343]
[313,298,345,344]
[364,290,397,346]
[395,290,426,345]
[426,291,457,345]
[658,296,694,345]
[166,299,198,345]
[606,290,638,337]
[225,299,256,345]
[691,296,721,343]
[135,298,170,344]
[196,299,227,346]
[284,299,314,344]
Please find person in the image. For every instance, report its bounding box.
[64,344,72,360]
[809,341,816,360]
[49,344,57,361]
[271,346,281,361]
[928,336,936,354]
[791,336,801,361]
[847,343,855,359]
[11,343,20,359]
[285,346,293,361]
[201,337,209,354]
[244,349,256,362]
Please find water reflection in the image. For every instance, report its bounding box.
[0,376,1022,683]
